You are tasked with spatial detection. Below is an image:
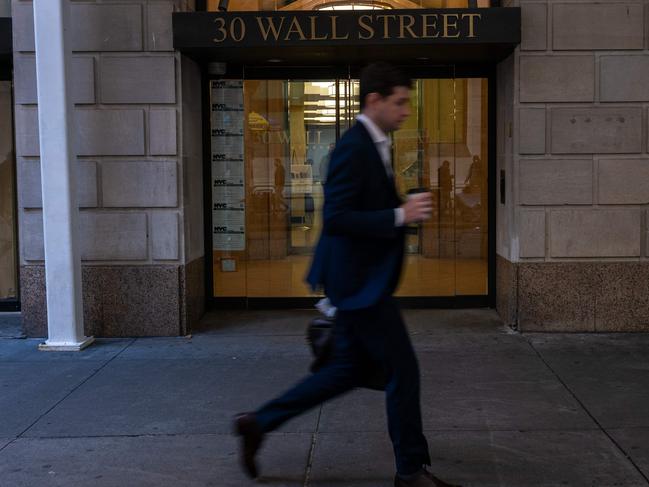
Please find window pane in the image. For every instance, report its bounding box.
[211,79,334,297]
[0,81,17,301]
[211,75,489,299]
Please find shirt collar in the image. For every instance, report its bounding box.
[356,113,388,146]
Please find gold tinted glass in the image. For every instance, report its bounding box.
[211,80,335,297]
[211,76,488,298]
[392,78,488,296]
[0,81,17,301]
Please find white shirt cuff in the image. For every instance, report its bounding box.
[394,208,405,227]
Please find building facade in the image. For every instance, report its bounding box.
[2,0,649,338]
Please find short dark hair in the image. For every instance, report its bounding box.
[359,62,412,110]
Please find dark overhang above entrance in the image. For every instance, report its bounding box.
[0,18,11,58]
[173,8,520,65]
[0,17,11,78]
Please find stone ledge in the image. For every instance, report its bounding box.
[20,265,183,338]
[500,259,649,332]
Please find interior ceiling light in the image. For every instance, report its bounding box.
[267,59,283,63]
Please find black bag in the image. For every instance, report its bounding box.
[306,317,387,391]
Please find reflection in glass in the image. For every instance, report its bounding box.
[392,78,488,296]
[0,81,17,301]
[212,80,337,297]
[212,77,488,298]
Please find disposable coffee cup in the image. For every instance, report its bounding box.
[405,187,432,234]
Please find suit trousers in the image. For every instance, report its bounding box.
[254,297,431,475]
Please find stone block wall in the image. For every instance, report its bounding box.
[498,1,649,331]
[12,0,204,337]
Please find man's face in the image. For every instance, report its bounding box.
[374,86,411,132]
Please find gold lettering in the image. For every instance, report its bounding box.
[213,17,227,43]
[358,14,374,40]
[331,16,349,40]
[230,17,246,42]
[256,16,285,41]
[461,13,481,38]
[442,14,460,38]
[398,14,418,39]
[285,16,307,41]
[308,16,328,40]
[376,14,396,39]
[278,131,290,144]
[421,14,439,38]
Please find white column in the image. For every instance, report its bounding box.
[33,0,93,351]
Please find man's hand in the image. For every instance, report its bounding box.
[400,192,433,225]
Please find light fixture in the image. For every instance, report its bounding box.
[267,58,283,63]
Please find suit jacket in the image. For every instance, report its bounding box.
[306,122,405,311]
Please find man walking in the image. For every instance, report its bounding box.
[234,63,461,487]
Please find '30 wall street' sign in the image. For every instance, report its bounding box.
[174,9,520,48]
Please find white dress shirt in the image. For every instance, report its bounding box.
[356,114,404,227]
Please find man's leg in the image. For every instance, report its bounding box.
[354,298,431,476]
[235,317,361,478]
[255,317,360,433]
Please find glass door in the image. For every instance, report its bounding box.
[209,74,488,299]
[211,79,337,297]
[0,80,18,305]
[392,78,489,296]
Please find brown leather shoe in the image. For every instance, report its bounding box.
[394,468,462,487]
[233,413,264,478]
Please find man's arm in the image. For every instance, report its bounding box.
[322,142,397,240]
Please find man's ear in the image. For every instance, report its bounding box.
[365,92,382,108]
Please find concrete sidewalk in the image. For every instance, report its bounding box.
[1,309,649,487]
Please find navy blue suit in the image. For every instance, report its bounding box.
[255,122,431,475]
[306,122,405,310]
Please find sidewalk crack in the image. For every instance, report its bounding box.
[303,404,323,487]
[0,437,17,454]
[13,338,138,440]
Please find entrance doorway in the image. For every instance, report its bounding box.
[0,79,18,310]
[209,71,490,302]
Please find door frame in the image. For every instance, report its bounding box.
[0,49,20,312]
[202,63,497,310]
